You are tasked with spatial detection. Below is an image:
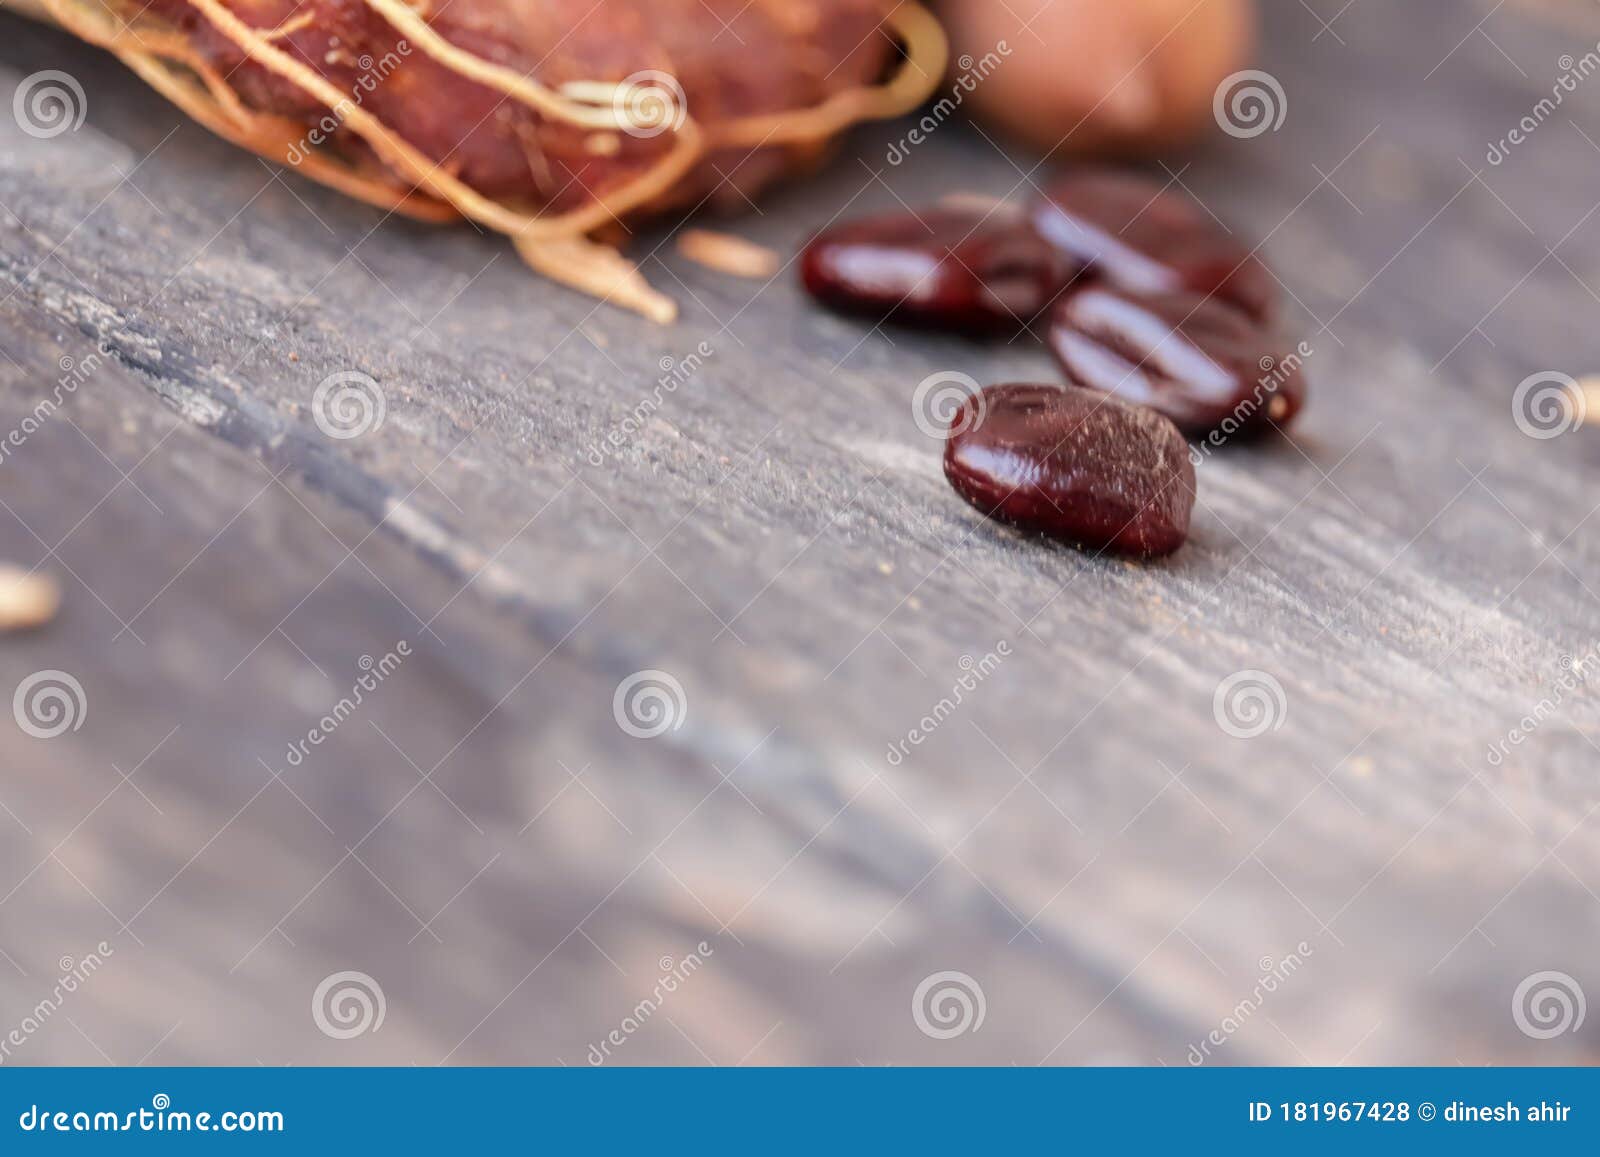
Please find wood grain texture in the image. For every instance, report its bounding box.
[0,0,1598,1066]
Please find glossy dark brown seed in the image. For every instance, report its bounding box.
[943,383,1195,558]
[800,207,1081,335]
[1047,285,1305,438]
[1029,170,1277,322]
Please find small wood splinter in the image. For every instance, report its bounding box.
[0,565,61,632]
[676,229,782,280]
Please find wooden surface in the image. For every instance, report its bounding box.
[2,0,1599,1066]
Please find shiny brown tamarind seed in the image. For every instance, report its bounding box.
[943,383,1196,558]
[801,207,1082,335]
[1047,284,1305,439]
[1029,169,1278,323]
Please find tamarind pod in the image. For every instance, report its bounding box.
[25,0,947,320]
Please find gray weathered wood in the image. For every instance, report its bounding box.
[1,0,1598,1066]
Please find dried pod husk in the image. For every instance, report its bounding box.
[23,0,947,319]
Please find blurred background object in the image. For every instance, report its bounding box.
[934,0,1255,154]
